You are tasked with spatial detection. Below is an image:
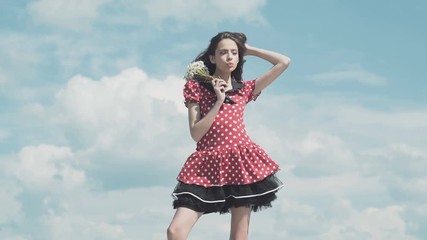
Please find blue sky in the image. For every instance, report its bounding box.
[1,0,426,239]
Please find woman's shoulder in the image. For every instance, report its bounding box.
[242,79,256,83]
[183,79,203,90]
[241,79,256,89]
[184,79,200,85]
[238,79,260,102]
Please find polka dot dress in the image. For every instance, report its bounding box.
[177,79,280,187]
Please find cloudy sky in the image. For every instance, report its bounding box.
[1,0,426,239]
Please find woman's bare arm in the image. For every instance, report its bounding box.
[187,79,227,142]
[245,45,291,95]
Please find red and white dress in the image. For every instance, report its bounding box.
[172,78,283,214]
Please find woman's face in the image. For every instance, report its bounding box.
[210,38,239,74]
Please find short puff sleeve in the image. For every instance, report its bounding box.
[245,79,261,103]
[183,80,201,107]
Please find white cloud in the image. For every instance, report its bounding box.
[49,67,189,165]
[43,213,124,240]
[307,65,387,86]
[53,67,184,124]
[0,128,10,141]
[288,131,353,158]
[0,231,30,240]
[0,183,22,225]
[241,93,426,238]
[0,71,8,85]
[11,144,85,191]
[27,0,110,30]
[361,143,427,179]
[0,34,46,89]
[0,35,42,67]
[330,105,427,130]
[322,206,416,240]
[40,186,174,240]
[265,173,418,239]
[287,131,357,176]
[143,0,267,28]
[26,0,267,30]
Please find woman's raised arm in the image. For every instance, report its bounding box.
[245,45,291,95]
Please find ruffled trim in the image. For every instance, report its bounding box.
[177,144,280,186]
[172,174,283,214]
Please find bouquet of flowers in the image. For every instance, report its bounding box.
[184,61,235,104]
[184,61,215,82]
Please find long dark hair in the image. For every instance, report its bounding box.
[194,32,247,81]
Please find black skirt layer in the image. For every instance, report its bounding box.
[172,174,283,214]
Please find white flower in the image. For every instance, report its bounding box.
[184,61,213,82]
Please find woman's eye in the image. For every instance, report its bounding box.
[219,51,238,55]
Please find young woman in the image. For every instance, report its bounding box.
[167,31,291,240]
